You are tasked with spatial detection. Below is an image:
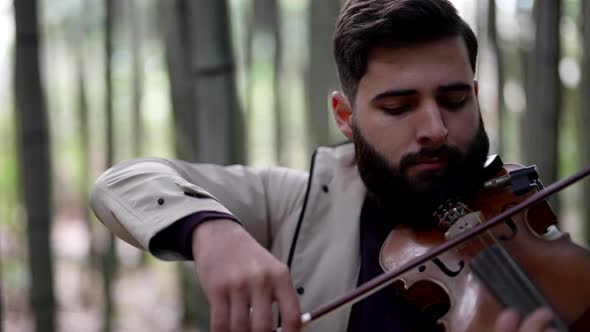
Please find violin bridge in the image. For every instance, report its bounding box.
[433,200,477,236]
[444,211,485,239]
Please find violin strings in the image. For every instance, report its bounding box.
[470,218,570,332]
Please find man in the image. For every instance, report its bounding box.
[90,0,558,331]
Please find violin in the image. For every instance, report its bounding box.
[380,156,590,331]
[297,156,590,331]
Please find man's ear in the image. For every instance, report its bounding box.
[330,91,354,140]
[474,80,479,96]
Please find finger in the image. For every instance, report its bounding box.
[493,309,520,332]
[209,289,231,332]
[519,308,553,332]
[250,286,274,332]
[229,283,251,332]
[272,270,302,332]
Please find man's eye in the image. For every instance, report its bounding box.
[381,105,409,115]
[440,94,467,109]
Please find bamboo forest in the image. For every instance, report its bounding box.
[1,0,590,331]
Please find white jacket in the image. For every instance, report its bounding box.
[90,143,365,332]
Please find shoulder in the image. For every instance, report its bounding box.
[313,142,356,170]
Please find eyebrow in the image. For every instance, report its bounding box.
[371,82,473,102]
[437,82,473,93]
[371,89,418,102]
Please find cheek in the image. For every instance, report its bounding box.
[446,111,480,151]
[356,110,410,162]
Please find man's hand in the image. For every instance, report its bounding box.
[192,219,302,332]
[493,308,557,332]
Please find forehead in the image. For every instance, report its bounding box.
[357,37,474,96]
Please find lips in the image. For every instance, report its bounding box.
[407,158,448,172]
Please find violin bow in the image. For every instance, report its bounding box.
[294,164,590,328]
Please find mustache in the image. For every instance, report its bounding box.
[399,145,462,172]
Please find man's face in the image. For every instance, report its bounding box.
[342,37,489,219]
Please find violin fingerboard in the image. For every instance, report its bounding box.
[470,244,569,331]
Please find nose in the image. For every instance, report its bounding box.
[415,102,448,148]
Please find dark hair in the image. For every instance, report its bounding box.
[333,0,478,101]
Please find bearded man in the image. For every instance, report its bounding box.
[90,0,559,331]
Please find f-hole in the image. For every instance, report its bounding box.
[432,258,464,277]
[499,202,519,241]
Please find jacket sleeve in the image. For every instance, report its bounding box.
[89,157,308,260]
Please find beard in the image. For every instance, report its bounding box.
[353,116,490,226]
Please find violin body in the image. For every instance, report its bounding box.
[380,163,590,331]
